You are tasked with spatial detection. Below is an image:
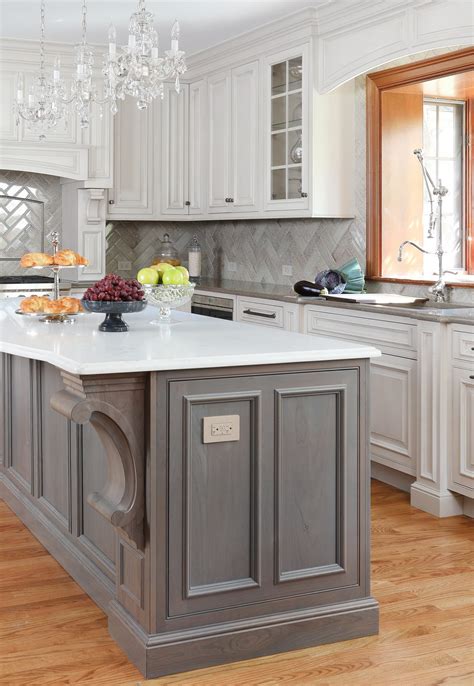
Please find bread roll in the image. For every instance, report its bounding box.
[53,250,89,267]
[20,252,54,268]
[20,295,50,313]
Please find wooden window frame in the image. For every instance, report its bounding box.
[366,47,474,286]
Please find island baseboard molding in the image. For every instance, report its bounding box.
[0,352,379,678]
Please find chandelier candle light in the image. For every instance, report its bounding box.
[104,0,187,113]
[14,0,68,139]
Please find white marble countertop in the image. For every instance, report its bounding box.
[0,299,380,375]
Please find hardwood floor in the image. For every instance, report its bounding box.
[1,480,473,686]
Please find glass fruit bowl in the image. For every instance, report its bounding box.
[143,283,195,324]
[81,299,147,332]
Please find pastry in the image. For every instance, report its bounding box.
[19,295,50,313]
[53,250,89,267]
[57,297,84,314]
[20,252,54,268]
[43,299,66,314]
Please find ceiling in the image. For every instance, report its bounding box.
[0,0,323,55]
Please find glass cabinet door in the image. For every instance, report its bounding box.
[268,51,306,207]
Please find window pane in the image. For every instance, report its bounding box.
[271,95,286,132]
[438,105,455,157]
[288,129,303,164]
[288,167,302,199]
[288,57,302,91]
[271,168,286,200]
[288,92,302,128]
[271,132,286,167]
[423,104,437,157]
[271,62,286,95]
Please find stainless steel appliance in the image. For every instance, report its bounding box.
[0,276,70,299]
[191,293,234,320]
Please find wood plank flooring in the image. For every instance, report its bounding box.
[1,480,473,686]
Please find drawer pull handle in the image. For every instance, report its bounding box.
[243,309,276,319]
[470,375,474,380]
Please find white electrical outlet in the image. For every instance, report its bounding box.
[203,415,240,443]
[118,260,132,271]
[282,265,293,276]
[227,261,237,272]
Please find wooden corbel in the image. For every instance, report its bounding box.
[51,372,146,550]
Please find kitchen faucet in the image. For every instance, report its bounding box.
[397,149,452,303]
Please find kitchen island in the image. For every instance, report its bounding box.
[0,299,380,678]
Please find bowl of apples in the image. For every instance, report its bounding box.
[137,263,195,324]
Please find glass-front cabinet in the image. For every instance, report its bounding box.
[265,45,309,212]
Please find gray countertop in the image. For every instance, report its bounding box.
[195,278,474,326]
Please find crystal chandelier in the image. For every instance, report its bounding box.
[103,0,187,113]
[54,0,105,129]
[14,0,68,140]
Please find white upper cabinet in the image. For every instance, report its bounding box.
[188,80,207,215]
[161,83,188,215]
[231,61,259,212]
[265,46,308,213]
[264,43,354,218]
[208,61,259,214]
[208,71,232,212]
[107,96,156,218]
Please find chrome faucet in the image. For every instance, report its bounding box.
[397,149,451,303]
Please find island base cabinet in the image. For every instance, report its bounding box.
[0,355,378,678]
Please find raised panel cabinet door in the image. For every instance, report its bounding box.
[207,71,232,212]
[165,366,364,621]
[231,61,259,211]
[107,96,154,217]
[449,368,474,496]
[161,84,188,214]
[188,80,207,215]
[370,354,417,475]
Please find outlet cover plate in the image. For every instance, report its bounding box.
[203,415,240,443]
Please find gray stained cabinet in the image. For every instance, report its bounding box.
[166,369,361,620]
[1,354,376,677]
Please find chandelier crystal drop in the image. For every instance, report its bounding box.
[14,0,68,140]
[54,0,107,128]
[103,0,187,113]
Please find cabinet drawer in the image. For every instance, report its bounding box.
[451,329,474,364]
[304,307,417,357]
[237,298,285,328]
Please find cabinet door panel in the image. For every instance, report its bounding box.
[188,80,206,215]
[161,84,188,214]
[38,363,70,526]
[370,354,417,475]
[208,72,232,212]
[450,368,474,496]
[8,356,34,491]
[232,61,259,211]
[108,97,154,216]
[166,368,362,621]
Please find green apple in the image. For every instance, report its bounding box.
[162,267,185,285]
[175,266,189,283]
[153,262,175,281]
[136,267,159,285]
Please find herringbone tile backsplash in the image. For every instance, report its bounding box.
[0,171,62,276]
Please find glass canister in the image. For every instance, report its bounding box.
[152,233,181,266]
